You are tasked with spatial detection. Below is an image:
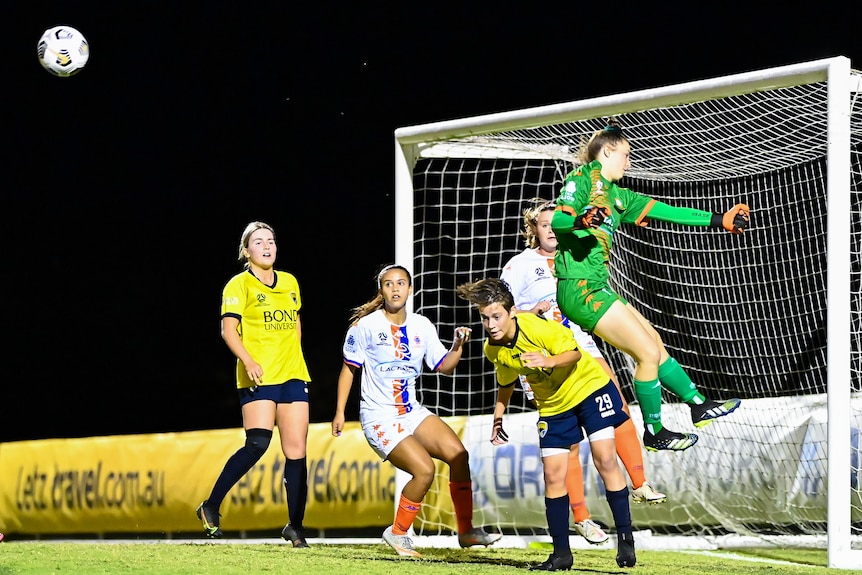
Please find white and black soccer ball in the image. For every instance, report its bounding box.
[37,25,89,77]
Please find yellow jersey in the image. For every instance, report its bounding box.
[483,313,608,416]
[221,269,311,388]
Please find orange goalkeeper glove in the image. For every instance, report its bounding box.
[573,206,610,230]
[711,203,750,234]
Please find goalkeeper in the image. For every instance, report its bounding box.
[552,118,747,452]
[501,199,666,547]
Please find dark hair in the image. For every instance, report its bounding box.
[349,264,412,324]
[455,278,515,311]
[375,264,412,288]
[577,117,628,165]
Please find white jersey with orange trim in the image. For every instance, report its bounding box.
[501,248,602,358]
[342,309,449,418]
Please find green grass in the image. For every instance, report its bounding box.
[0,542,854,575]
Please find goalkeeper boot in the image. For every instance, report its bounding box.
[690,398,742,428]
[642,427,698,452]
[630,482,667,505]
[196,501,222,538]
[570,518,609,544]
[281,523,309,548]
[615,532,637,568]
[458,527,503,548]
[529,552,574,571]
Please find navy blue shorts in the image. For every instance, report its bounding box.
[537,380,629,450]
[238,379,309,407]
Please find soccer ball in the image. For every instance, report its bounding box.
[37,25,89,77]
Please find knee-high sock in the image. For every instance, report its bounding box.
[207,428,272,509]
[565,455,589,523]
[658,357,705,404]
[545,494,571,556]
[605,487,633,537]
[393,494,422,535]
[633,378,663,433]
[614,419,646,488]
[283,457,308,527]
[449,481,474,534]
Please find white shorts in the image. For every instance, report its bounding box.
[360,404,434,461]
[571,324,602,358]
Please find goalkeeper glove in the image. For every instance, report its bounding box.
[573,206,610,230]
[490,417,509,445]
[711,203,750,234]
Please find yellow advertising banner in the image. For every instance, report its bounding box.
[0,422,397,535]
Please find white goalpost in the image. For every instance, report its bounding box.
[392,56,861,568]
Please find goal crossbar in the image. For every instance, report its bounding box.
[393,56,860,569]
[395,57,842,146]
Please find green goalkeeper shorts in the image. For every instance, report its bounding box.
[557,278,627,332]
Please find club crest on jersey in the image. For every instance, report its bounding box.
[290,291,298,305]
[561,180,576,201]
[537,420,548,438]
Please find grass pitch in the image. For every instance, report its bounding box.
[0,540,853,575]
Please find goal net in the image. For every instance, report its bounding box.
[393,57,862,568]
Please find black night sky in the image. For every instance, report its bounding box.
[2,2,855,443]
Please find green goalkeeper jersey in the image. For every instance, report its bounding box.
[551,159,714,282]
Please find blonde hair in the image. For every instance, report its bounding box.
[521,198,557,249]
[238,221,275,268]
[348,264,412,324]
[576,117,628,165]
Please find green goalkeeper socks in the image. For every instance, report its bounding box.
[658,357,705,404]
[633,378,663,432]
[635,358,707,434]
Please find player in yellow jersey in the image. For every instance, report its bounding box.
[457,278,636,571]
[196,221,312,547]
[502,200,665,546]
